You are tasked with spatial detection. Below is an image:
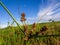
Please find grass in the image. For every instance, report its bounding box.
[0,21,60,45]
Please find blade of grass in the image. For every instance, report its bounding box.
[0,1,26,36]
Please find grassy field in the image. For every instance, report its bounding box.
[0,21,60,45]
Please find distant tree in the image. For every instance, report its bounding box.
[49,19,55,22]
[52,20,55,22]
[49,19,52,22]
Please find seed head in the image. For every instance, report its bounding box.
[30,23,36,33]
[20,17,26,22]
[32,23,36,28]
[39,26,48,35]
[29,30,33,34]
[20,13,26,22]
[23,25,28,30]
[40,26,48,32]
[21,13,25,17]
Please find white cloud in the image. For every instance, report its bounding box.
[26,17,38,24]
[37,1,60,22]
[27,17,38,20]
[0,24,7,28]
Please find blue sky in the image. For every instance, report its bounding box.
[0,0,60,28]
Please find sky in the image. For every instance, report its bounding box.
[0,0,60,28]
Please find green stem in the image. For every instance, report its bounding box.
[0,1,26,35]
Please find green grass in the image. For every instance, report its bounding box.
[0,21,60,45]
